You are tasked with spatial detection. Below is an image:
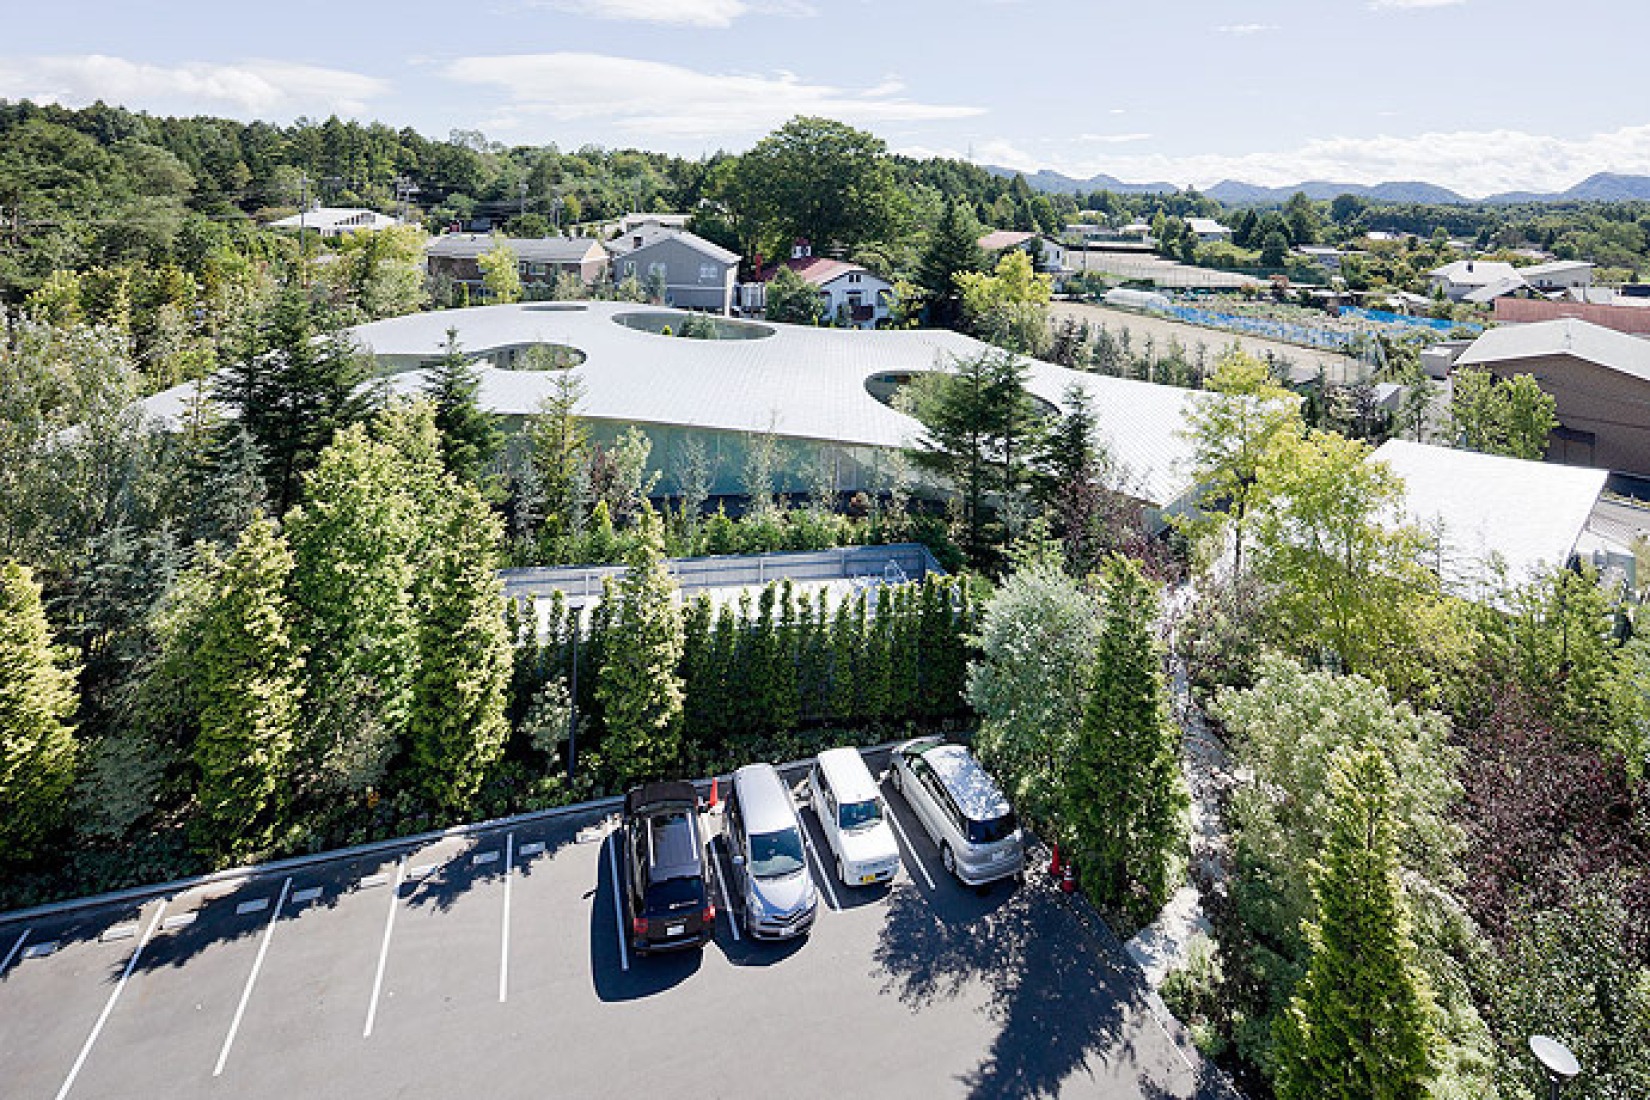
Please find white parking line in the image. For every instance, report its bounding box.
[882,793,936,891]
[499,832,513,1003]
[606,831,629,972]
[362,855,406,1038]
[214,877,291,1077]
[55,899,168,1100]
[711,845,741,943]
[1,928,28,975]
[801,820,840,911]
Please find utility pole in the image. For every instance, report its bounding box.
[519,180,528,219]
[297,171,311,288]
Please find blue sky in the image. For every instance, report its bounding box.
[3,0,1647,197]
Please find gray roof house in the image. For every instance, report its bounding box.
[425,234,609,294]
[608,228,741,314]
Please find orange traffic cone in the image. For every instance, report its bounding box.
[1048,843,1063,878]
[708,775,720,810]
[1060,863,1076,895]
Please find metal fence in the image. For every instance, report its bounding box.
[499,543,946,606]
[1338,306,1482,335]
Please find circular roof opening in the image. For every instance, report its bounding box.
[497,343,586,370]
[612,311,775,341]
[866,369,1061,418]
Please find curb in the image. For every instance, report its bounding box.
[0,738,912,928]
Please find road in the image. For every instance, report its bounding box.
[0,753,1230,1100]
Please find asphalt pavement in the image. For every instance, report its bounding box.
[0,753,1229,1100]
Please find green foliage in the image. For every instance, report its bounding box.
[407,484,511,812]
[728,116,901,261]
[424,327,502,484]
[477,235,523,303]
[1448,368,1558,461]
[917,197,984,329]
[594,510,686,783]
[1066,556,1187,928]
[190,517,302,860]
[957,250,1051,356]
[968,562,1100,830]
[1273,747,1437,1100]
[0,560,81,863]
[764,264,826,325]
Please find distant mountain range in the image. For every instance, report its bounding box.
[982,166,1650,206]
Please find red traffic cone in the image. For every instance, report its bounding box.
[1060,863,1076,895]
[1048,843,1063,878]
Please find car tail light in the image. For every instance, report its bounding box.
[632,916,648,936]
[702,904,716,924]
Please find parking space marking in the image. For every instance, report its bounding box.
[291,886,323,905]
[472,850,499,867]
[800,819,840,911]
[499,832,513,1003]
[882,789,936,891]
[162,912,198,931]
[55,900,167,1100]
[408,863,438,881]
[362,855,407,1038]
[359,872,390,889]
[23,940,58,960]
[519,840,545,858]
[99,922,137,943]
[606,830,629,972]
[214,877,292,1078]
[1,928,27,974]
[235,898,270,916]
[710,845,741,943]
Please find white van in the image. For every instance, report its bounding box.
[808,747,901,887]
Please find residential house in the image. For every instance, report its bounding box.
[609,228,740,314]
[1185,217,1232,243]
[1454,317,1650,475]
[1429,259,1520,301]
[749,245,894,327]
[267,207,401,238]
[977,230,1067,276]
[425,234,610,294]
[1520,260,1595,291]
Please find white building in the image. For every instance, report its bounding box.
[1429,259,1521,301]
[978,230,1067,275]
[750,250,894,328]
[1185,218,1232,243]
[266,207,401,238]
[1520,260,1595,291]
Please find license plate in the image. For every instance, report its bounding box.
[666,922,685,937]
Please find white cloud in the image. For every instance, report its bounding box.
[984,124,1650,198]
[0,54,387,118]
[1075,132,1152,145]
[1215,23,1278,34]
[443,53,982,141]
[528,0,813,26]
[1369,0,1466,8]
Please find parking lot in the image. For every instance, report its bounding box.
[0,754,1224,1099]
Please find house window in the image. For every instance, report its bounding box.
[648,262,668,280]
[848,272,861,284]
[699,263,717,281]
[529,263,547,277]
[623,261,635,276]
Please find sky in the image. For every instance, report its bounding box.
[2,0,1648,198]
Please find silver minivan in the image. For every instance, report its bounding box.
[890,737,1025,886]
[725,763,819,940]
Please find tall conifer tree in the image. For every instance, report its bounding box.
[0,561,81,863]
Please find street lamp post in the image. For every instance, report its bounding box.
[1529,1035,1580,1100]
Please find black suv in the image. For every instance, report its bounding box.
[621,782,716,954]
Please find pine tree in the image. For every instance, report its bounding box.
[710,602,741,746]
[1066,555,1188,925]
[424,327,502,484]
[190,518,302,859]
[0,561,81,863]
[1274,747,1437,1100]
[774,580,801,731]
[860,590,892,723]
[595,509,685,784]
[407,484,511,813]
[829,593,859,724]
[918,197,985,329]
[680,593,717,750]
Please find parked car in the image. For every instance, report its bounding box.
[621,781,715,954]
[725,763,819,940]
[889,737,1025,886]
[808,747,900,887]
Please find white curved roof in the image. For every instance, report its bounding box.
[142,301,1206,507]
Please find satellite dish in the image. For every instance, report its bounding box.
[1529,1035,1580,1082]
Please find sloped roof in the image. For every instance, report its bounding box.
[1456,317,1650,383]
[758,256,887,287]
[1186,218,1230,235]
[608,227,739,266]
[1430,259,1519,287]
[426,234,606,263]
[1463,275,1531,304]
[267,207,399,232]
[1521,260,1594,279]
[1372,438,1607,594]
[978,230,1036,252]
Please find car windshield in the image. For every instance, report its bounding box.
[967,812,1018,845]
[748,828,806,879]
[838,798,883,832]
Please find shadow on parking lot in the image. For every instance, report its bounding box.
[875,867,1166,1100]
[589,832,701,1001]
